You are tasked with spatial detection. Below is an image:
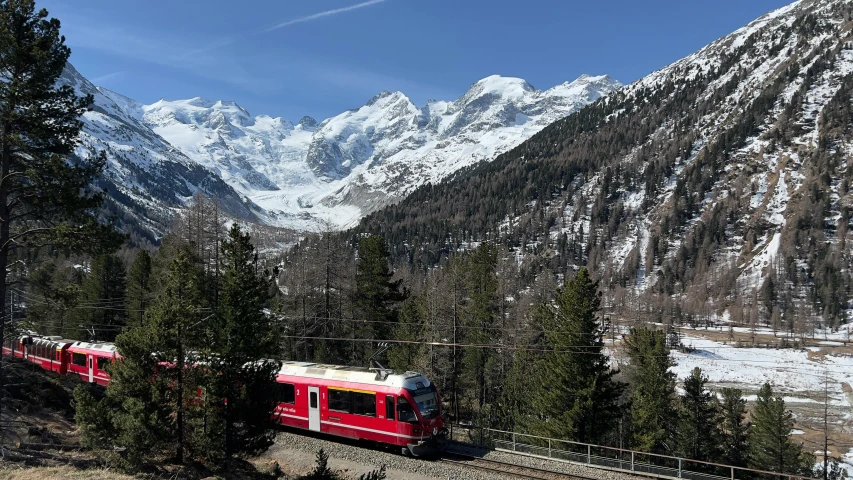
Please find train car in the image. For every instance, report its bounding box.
[66,341,118,386]
[1,333,22,357]
[272,361,446,456]
[21,336,74,374]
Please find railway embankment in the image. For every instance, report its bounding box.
[265,430,650,480]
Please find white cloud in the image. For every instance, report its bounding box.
[91,71,124,85]
[265,0,388,32]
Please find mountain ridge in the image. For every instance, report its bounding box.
[357,0,853,326]
[81,70,619,232]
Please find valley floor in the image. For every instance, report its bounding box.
[609,322,853,476]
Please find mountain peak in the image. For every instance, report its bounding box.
[470,75,535,98]
[298,116,318,128]
[185,96,215,108]
[571,73,620,85]
[365,90,408,107]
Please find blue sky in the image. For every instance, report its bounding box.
[42,0,793,121]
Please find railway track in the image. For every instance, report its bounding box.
[438,452,596,480]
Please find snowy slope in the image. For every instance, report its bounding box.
[530,0,852,294]
[358,0,853,324]
[60,64,260,239]
[102,74,619,230]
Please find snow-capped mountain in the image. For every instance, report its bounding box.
[297,74,620,226]
[359,0,853,321]
[97,73,619,231]
[60,64,260,241]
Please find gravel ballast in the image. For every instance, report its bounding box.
[267,430,650,480]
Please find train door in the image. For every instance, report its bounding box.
[88,356,94,383]
[308,386,320,432]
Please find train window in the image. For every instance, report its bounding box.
[397,397,417,423]
[309,392,317,409]
[351,392,376,417]
[72,352,86,367]
[385,395,394,420]
[275,383,295,404]
[97,357,110,371]
[328,389,351,413]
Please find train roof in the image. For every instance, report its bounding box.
[276,361,432,390]
[25,335,75,346]
[69,341,118,355]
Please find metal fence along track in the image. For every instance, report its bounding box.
[453,426,819,480]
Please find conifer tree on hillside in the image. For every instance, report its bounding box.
[533,267,624,444]
[388,295,427,373]
[26,261,83,338]
[677,367,721,464]
[126,250,152,326]
[0,0,123,402]
[496,347,539,433]
[461,243,499,410]
[150,252,207,465]
[353,234,403,365]
[75,319,167,464]
[205,224,280,467]
[625,327,677,454]
[78,253,126,341]
[748,382,814,475]
[75,251,206,466]
[719,387,749,468]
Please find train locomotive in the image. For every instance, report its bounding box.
[1,332,447,456]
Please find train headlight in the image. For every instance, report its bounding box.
[433,427,438,435]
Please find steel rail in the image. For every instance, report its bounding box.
[439,452,598,480]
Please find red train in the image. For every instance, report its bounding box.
[273,361,446,455]
[2,334,116,385]
[2,332,446,456]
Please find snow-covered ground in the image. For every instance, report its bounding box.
[672,336,853,397]
[669,333,853,474]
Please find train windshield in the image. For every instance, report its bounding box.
[407,384,440,420]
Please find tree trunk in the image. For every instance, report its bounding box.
[177,321,184,464]
[0,135,10,437]
[225,378,232,469]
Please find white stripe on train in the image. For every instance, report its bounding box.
[272,411,424,440]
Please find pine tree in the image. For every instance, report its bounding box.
[78,253,126,341]
[495,346,539,433]
[126,250,152,327]
[749,382,813,475]
[74,253,206,467]
[677,367,721,463]
[0,0,123,410]
[206,224,280,467]
[533,267,625,444]
[625,327,677,454]
[302,448,340,480]
[140,252,205,464]
[461,243,499,411]
[26,260,83,338]
[388,295,426,373]
[75,324,170,466]
[814,461,849,480]
[353,234,403,365]
[719,387,749,467]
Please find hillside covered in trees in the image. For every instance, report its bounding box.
[357,0,853,337]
